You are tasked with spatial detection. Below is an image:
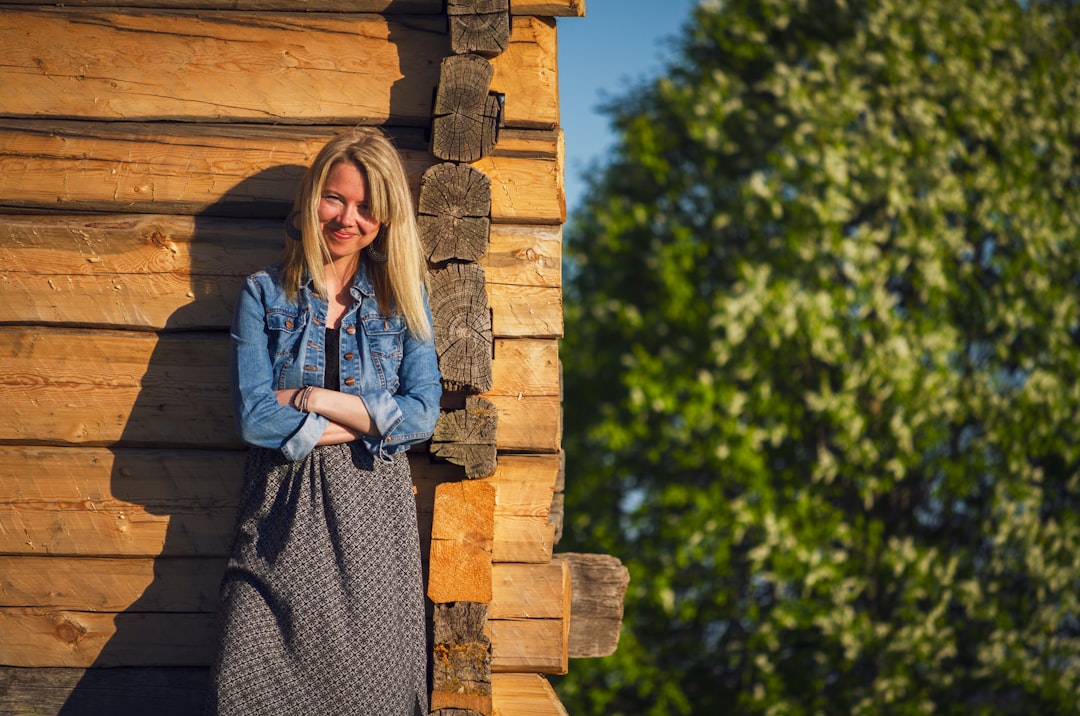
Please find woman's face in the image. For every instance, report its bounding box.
[317,161,381,263]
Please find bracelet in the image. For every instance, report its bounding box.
[290,388,304,411]
[299,385,314,413]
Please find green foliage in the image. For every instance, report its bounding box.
[556,0,1080,713]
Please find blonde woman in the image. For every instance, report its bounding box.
[208,128,440,715]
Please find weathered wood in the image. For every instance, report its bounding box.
[0,122,563,223]
[432,54,501,162]
[481,224,562,289]
[432,602,492,715]
[0,214,561,336]
[449,0,511,57]
[428,481,495,604]
[0,666,211,716]
[491,673,568,716]
[0,8,446,125]
[0,327,557,451]
[0,608,215,667]
[418,162,492,264]
[549,451,566,544]
[489,619,566,674]
[0,557,224,612]
[430,263,494,393]
[432,396,499,479]
[0,0,585,17]
[490,561,568,621]
[0,10,560,129]
[553,553,630,658]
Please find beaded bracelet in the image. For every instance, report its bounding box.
[299,385,314,413]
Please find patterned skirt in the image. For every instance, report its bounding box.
[206,444,429,715]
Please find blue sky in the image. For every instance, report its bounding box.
[556,0,701,214]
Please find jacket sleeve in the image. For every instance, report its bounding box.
[230,277,328,461]
[358,295,442,461]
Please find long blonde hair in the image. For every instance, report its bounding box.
[281,127,432,341]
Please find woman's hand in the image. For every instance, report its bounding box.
[274,388,299,407]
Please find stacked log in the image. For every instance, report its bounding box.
[0,1,628,714]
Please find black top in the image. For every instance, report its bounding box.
[325,326,340,390]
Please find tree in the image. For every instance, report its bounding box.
[555,1,1080,714]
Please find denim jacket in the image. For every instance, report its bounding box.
[230,261,442,462]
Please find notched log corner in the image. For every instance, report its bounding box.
[432,53,502,162]
[419,162,492,264]
[553,553,631,659]
[432,601,493,716]
[430,262,493,394]
[448,0,511,57]
[431,395,498,479]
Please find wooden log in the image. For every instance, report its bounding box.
[489,619,566,674]
[489,17,560,130]
[432,396,499,479]
[0,556,224,612]
[418,162,492,264]
[0,327,558,451]
[553,553,630,658]
[0,8,446,126]
[0,121,563,223]
[430,263,494,393]
[490,561,568,621]
[486,339,559,398]
[432,54,501,162]
[431,601,492,716]
[549,451,566,545]
[491,673,568,716]
[0,608,216,667]
[0,666,211,716]
[449,0,511,57]
[493,515,556,564]
[0,0,585,16]
[427,481,495,604]
[0,214,561,336]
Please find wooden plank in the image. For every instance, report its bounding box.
[0,0,586,16]
[0,609,215,667]
[0,666,211,716]
[493,516,556,563]
[492,673,568,716]
[491,17,559,129]
[488,618,567,674]
[0,556,223,612]
[486,339,559,398]
[0,214,561,335]
[490,561,568,620]
[0,327,558,450]
[0,121,562,223]
[428,480,495,604]
[554,553,629,658]
[481,224,562,289]
[0,9,555,127]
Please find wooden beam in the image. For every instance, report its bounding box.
[419,162,493,263]
[0,327,559,451]
[427,481,495,604]
[0,0,586,17]
[490,17,559,130]
[0,666,211,716]
[553,553,629,658]
[0,122,563,223]
[449,0,511,57]
[432,396,500,479]
[432,53,501,162]
[430,263,494,393]
[491,673,568,716]
[431,601,493,716]
[0,214,561,335]
[489,619,567,674]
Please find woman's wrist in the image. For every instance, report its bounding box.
[292,386,315,413]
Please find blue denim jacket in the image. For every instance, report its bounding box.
[230,261,442,462]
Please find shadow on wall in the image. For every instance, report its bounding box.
[56,166,300,716]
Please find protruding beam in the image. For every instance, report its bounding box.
[418,162,492,264]
[430,263,494,393]
[448,0,511,57]
[432,54,501,162]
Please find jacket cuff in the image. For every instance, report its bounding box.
[360,389,404,438]
[280,412,329,461]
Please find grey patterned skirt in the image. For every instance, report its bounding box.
[207,444,429,715]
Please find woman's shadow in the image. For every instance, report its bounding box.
[57,167,301,715]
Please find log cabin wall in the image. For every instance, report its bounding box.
[0,1,628,714]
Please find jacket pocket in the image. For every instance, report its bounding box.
[361,315,406,391]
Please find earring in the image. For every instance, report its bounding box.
[284,210,303,242]
[365,244,388,263]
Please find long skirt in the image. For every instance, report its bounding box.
[206,444,429,715]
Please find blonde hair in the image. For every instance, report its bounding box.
[281,127,432,341]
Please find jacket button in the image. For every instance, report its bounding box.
[344,377,356,386]
[344,352,355,360]
[285,319,293,329]
[345,326,356,334]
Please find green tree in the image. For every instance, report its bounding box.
[555,1,1080,714]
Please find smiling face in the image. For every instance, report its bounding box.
[317,160,381,264]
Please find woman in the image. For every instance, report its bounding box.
[207,128,441,715]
